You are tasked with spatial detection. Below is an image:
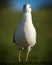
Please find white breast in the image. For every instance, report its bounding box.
[14,12,36,49]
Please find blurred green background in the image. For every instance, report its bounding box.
[0,0,52,64]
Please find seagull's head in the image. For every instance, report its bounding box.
[23,4,32,13]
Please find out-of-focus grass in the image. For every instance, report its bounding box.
[0,61,52,65]
[0,8,52,64]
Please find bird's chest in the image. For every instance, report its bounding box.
[16,21,35,40]
[24,21,36,42]
[24,21,33,35]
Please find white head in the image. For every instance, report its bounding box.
[23,4,32,13]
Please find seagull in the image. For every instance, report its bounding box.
[13,4,36,62]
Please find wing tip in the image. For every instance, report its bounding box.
[13,31,16,43]
[13,36,16,43]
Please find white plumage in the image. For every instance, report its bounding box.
[13,4,36,61]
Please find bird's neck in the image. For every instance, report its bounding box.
[23,12,32,23]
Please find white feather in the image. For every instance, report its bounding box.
[14,4,36,49]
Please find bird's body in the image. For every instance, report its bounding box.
[14,12,36,49]
[13,4,36,61]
